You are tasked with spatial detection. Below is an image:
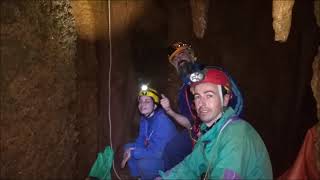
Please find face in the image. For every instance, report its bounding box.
[170,50,194,71]
[193,82,230,127]
[138,96,156,116]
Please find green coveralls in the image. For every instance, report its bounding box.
[160,107,273,179]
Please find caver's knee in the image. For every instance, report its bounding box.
[137,158,164,179]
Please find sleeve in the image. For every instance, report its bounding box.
[279,127,319,180]
[132,113,175,159]
[159,142,207,179]
[209,124,250,179]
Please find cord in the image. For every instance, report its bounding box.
[107,0,121,179]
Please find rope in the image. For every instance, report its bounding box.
[107,0,121,179]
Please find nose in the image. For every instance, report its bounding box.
[196,96,206,107]
[139,102,146,107]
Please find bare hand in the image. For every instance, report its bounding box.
[121,147,135,168]
[160,94,172,112]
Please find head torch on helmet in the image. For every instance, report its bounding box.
[189,71,205,83]
[167,42,195,62]
[138,84,160,104]
[190,68,231,94]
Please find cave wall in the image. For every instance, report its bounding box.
[0,0,79,179]
[70,1,144,178]
[312,47,320,121]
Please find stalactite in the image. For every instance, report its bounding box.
[311,0,319,173]
[272,0,295,42]
[190,0,209,39]
[312,46,320,123]
[315,0,320,28]
[311,46,320,172]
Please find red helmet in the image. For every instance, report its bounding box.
[190,67,244,115]
[190,68,231,94]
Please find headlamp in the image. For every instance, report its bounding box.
[168,42,195,62]
[140,84,148,95]
[141,84,148,91]
[167,42,190,57]
[189,71,205,82]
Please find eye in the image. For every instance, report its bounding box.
[206,94,214,98]
[205,92,216,99]
[194,94,200,100]
[146,99,154,104]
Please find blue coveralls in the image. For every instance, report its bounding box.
[124,108,177,180]
[163,63,203,171]
[162,84,194,171]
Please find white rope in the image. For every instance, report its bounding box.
[107,0,121,179]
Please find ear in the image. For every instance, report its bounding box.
[223,94,231,107]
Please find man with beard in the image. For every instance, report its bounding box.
[159,67,272,179]
[160,42,204,171]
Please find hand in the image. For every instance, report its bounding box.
[160,94,172,112]
[154,176,162,180]
[121,147,135,168]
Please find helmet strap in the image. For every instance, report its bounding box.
[218,85,224,110]
[145,110,155,118]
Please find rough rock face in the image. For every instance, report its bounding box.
[315,0,320,28]
[190,0,209,39]
[272,0,295,42]
[312,47,320,121]
[0,0,78,179]
[311,46,320,171]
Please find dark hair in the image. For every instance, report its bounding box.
[221,86,229,96]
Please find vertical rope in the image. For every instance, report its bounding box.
[107,0,121,179]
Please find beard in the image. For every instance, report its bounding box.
[178,61,194,80]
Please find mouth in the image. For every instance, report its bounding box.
[198,108,209,115]
[199,111,208,115]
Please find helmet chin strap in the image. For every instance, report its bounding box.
[207,85,224,126]
[218,85,224,110]
[209,111,222,127]
[145,104,157,118]
[145,111,154,118]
